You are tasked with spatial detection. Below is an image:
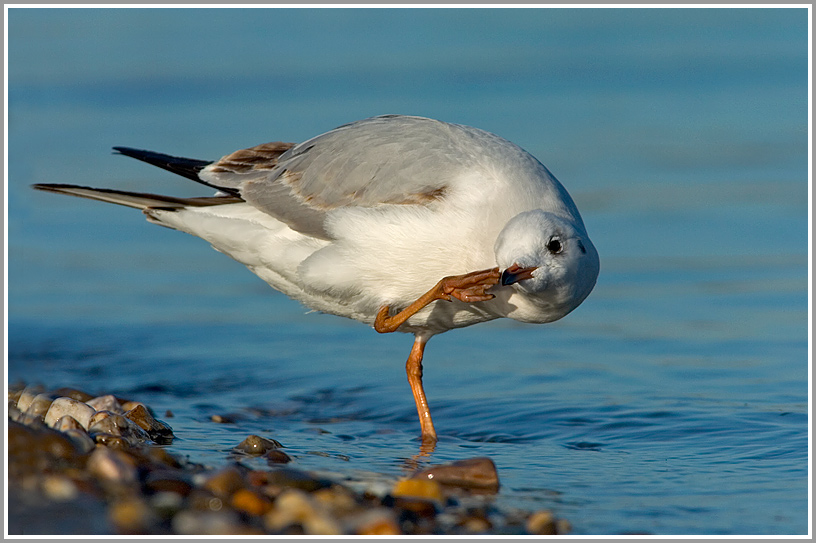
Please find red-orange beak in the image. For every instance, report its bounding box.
[500,264,538,286]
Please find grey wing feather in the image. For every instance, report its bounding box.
[199,116,480,239]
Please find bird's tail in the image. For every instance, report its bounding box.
[31,183,242,210]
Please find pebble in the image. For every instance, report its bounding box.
[88,412,151,445]
[16,385,45,413]
[63,427,96,454]
[202,465,246,498]
[231,488,273,516]
[351,508,402,535]
[8,383,575,536]
[233,434,282,455]
[124,404,174,442]
[24,393,55,418]
[51,387,95,403]
[109,497,158,534]
[392,478,444,502]
[44,397,96,430]
[87,446,138,486]
[86,394,124,414]
[411,457,500,492]
[264,488,342,535]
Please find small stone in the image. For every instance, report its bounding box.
[233,434,282,455]
[352,508,402,535]
[109,497,158,534]
[44,397,96,430]
[526,509,557,535]
[53,415,83,432]
[24,393,55,418]
[556,518,572,534]
[202,465,246,498]
[52,387,95,403]
[87,447,138,486]
[231,488,273,516]
[63,428,96,454]
[392,478,444,502]
[16,385,45,412]
[124,404,174,442]
[263,467,333,492]
[86,394,123,414]
[145,470,193,497]
[411,457,500,492]
[89,412,151,444]
[42,474,79,501]
[266,449,292,464]
[172,509,256,535]
[263,488,342,535]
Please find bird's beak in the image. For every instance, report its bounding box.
[500,264,538,286]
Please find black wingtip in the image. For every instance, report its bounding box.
[112,146,212,183]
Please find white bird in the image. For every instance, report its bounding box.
[33,115,600,445]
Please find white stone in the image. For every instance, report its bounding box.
[44,397,96,430]
[86,394,123,413]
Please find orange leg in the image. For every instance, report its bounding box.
[374,268,501,443]
[373,268,501,334]
[406,335,436,444]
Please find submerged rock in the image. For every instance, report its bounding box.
[233,435,283,456]
[411,457,500,492]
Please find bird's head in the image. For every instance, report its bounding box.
[494,209,599,321]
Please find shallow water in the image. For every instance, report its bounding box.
[6,7,809,535]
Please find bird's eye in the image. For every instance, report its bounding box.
[546,237,562,254]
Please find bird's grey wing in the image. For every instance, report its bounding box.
[199,116,473,240]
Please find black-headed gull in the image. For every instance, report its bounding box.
[33,115,600,445]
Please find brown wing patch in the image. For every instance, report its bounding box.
[277,168,448,210]
[208,142,295,174]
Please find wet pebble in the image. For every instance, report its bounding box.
[233,434,282,455]
[411,457,500,492]
[86,394,124,414]
[24,393,55,418]
[124,404,174,442]
[44,397,96,430]
[16,385,45,413]
[89,412,151,445]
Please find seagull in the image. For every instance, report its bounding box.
[33,115,600,445]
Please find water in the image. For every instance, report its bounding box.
[6,7,809,535]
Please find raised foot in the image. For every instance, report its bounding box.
[438,267,501,303]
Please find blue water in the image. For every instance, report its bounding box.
[7,7,810,535]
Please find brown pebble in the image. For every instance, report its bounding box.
[526,509,557,534]
[231,488,273,516]
[202,465,246,498]
[263,488,342,535]
[145,470,193,496]
[233,434,282,455]
[89,412,151,444]
[353,509,402,535]
[262,467,332,492]
[411,457,500,492]
[52,387,95,403]
[392,478,444,502]
[266,449,292,464]
[87,447,138,486]
[124,404,174,442]
[109,497,158,534]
